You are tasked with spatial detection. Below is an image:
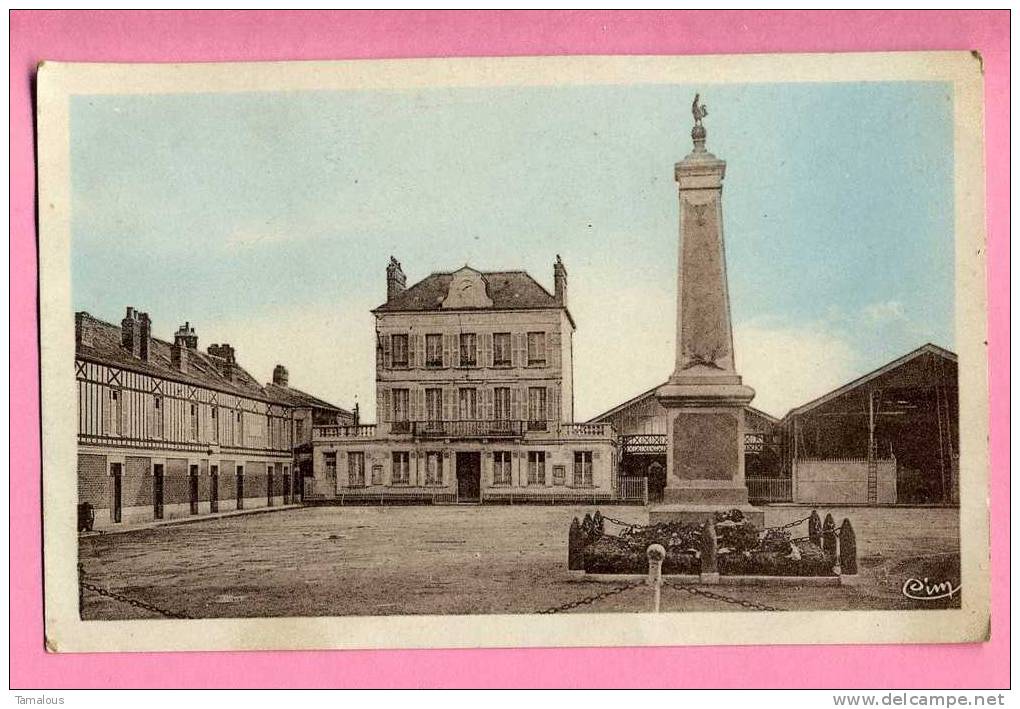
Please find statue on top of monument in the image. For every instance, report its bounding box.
[691,93,708,126]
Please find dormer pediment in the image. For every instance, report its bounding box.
[442,267,494,309]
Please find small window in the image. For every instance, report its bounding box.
[153,395,160,409]
[493,451,512,486]
[391,334,409,368]
[425,334,443,368]
[493,333,512,367]
[553,464,566,486]
[425,451,443,486]
[295,419,305,440]
[371,464,383,486]
[459,333,477,367]
[391,452,411,485]
[573,451,593,487]
[527,451,546,486]
[324,452,337,478]
[527,332,546,366]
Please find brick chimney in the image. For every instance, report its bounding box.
[272,364,289,387]
[172,322,198,371]
[138,312,152,361]
[121,307,143,358]
[386,256,406,301]
[75,311,94,349]
[207,343,236,380]
[553,255,568,307]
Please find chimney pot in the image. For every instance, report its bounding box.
[272,364,289,387]
[553,255,568,307]
[386,256,407,301]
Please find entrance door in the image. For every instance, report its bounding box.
[189,465,199,514]
[236,466,244,510]
[111,463,123,524]
[210,465,219,513]
[456,452,481,502]
[153,464,164,519]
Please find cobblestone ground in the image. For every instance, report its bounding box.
[79,505,960,619]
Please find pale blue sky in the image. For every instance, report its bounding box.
[71,81,954,418]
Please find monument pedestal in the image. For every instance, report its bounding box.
[650,380,763,528]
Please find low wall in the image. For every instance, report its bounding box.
[794,458,896,504]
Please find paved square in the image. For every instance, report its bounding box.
[79,505,960,619]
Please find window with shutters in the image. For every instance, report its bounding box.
[348,452,366,487]
[527,451,546,486]
[425,334,443,367]
[459,333,477,367]
[493,451,512,486]
[494,387,511,421]
[527,331,546,366]
[458,388,477,420]
[391,334,409,368]
[392,388,410,431]
[425,388,443,423]
[493,332,512,367]
[391,451,410,485]
[528,387,548,430]
[573,451,594,487]
[425,451,443,485]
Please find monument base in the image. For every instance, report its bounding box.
[649,503,764,528]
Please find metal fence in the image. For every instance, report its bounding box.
[617,477,649,505]
[746,477,793,503]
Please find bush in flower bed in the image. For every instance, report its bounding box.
[579,509,836,577]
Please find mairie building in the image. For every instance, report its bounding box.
[308,257,618,503]
[76,307,352,529]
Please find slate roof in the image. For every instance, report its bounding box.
[76,312,346,412]
[374,270,565,314]
[263,382,349,414]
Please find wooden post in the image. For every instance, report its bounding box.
[822,513,838,559]
[568,517,583,571]
[808,510,822,547]
[646,544,666,613]
[839,519,858,575]
[700,520,719,582]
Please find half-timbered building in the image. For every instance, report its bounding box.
[76,308,351,528]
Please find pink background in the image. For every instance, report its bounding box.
[10,11,1009,688]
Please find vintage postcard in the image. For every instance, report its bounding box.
[37,52,989,652]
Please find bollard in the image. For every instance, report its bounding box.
[568,517,583,571]
[839,518,858,576]
[808,510,822,547]
[646,544,666,613]
[822,513,837,560]
[700,520,719,583]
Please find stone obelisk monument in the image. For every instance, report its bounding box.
[650,95,763,527]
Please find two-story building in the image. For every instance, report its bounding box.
[76,307,352,529]
[309,257,618,504]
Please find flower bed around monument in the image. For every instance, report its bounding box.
[569,509,857,579]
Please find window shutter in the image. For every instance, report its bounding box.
[451,334,461,367]
[379,388,391,423]
[407,334,416,369]
[549,386,558,423]
[511,387,522,420]
[514,333,525,367]
[484,388,494,421]
[382,335,392,369]
[417,335,425,368]
[443,334,452,368]
[548,330,560,368]
[481,333,493,367]
[443,388,454,422]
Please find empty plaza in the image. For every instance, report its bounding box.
[79,505,960,619]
